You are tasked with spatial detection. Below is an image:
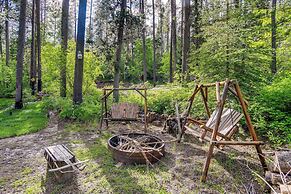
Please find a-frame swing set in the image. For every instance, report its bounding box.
[177,79,268,182]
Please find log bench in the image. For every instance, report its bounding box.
[44,144,87,182]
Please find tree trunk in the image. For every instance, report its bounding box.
[88,0,93,46]
[0,24,3,57]
[141,0,147,82]
[182,0,190,77]
[159,1,164,56]
[15,0,27,109]
[60,0,70,97]
[152,0,157,85]
[130,0,134,64]
[180,0,184,60]
[166,1,170,52]
[43,0,47,40]
[30,0,36,95]
[226,0,230,77]
[73,0,87,104]
[113,0,126,102]
[5,0,9,66]
[36,0,42,93]
[193,0,201,67]
[170,0,177,82]
[74,0,77,41]
[271,0,277,74]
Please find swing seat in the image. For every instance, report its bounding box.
[186,108,243,141]
[110,102,140,121]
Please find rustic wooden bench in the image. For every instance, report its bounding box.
[44,144,87,182]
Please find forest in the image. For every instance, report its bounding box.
[0,0,290,193]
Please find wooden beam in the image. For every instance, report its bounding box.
[103,88,146,91]
[200,88,211,118]
[212,141,264,145]
[201,79,230,182]
[182,85,200,117]
[144,88,148,132]
[233,81,268,171]
[216,82,220,103]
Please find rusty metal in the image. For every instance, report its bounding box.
[108,133,165,164]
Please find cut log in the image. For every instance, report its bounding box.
[265,171,291,185]
[270,151,291,174]
[279,184,291,194]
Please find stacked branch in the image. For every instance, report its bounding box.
[116,135,164,167]
[265,151,291,194]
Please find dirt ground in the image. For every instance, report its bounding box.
[0,114,269,193]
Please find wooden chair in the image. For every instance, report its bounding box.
[100,88,148,131]
[186,108,243,141]
[170,79,267,182]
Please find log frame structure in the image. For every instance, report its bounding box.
[179,79,268,182]
[100,88,148,132]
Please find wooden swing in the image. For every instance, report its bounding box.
[100,88,148,132]
[177,79,268,182]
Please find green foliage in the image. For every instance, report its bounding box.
[42,91,102,121]
[0,101,48,139]
[0,59,16,97]
[250,75,291,145]
[0,98,13,109]
[42,41,103,95]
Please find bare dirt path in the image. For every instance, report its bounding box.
[0,116,268,193]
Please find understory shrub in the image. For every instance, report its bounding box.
[250,75,291,145]
[42,92,102,122]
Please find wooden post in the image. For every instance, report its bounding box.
[99,89,105,130]
[216,82,220,103]
[144,88,148,132]
[201,79,230,182]
[104,89,108,128]
[199,87,211,141]
[205,87,208,102]
[233,81,268,171]
[183,85,200,117]
[200,88,210,118]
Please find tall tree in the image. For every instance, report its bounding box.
[30,0,36,95]
[141,0,147,82]
[74,0,77,41]
[15,0,27,109]
[152,0,157,85]
[0,2,3,57]
[192,0,201,66]
[113,0,126,102]
[73,0,87,104]
[60,0,70,97]
[180,0,184,58]
[169,0,177,82]
[226,0,230,76]
[271,0,277,74]
[158,1,164,56]
[5,0,9,66]
[36,0,42,92]
[182,0,190,77]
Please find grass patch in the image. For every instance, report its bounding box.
[0,98,13,110]
[0,101,48,139]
